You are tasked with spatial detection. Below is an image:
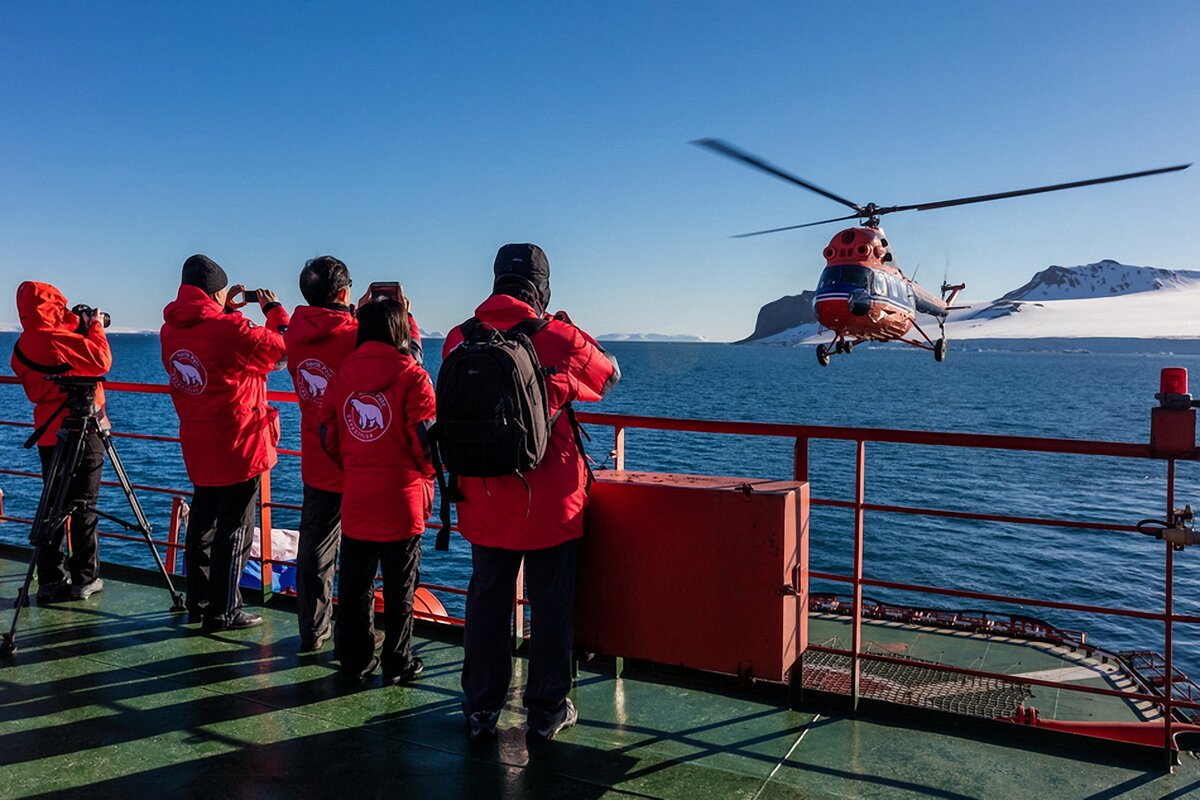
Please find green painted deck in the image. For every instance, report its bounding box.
[2,557,1199,800]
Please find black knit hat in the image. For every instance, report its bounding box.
[493,243,550,311]
[181,254,229,295]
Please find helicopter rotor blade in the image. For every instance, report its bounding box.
[731,212,864,238]
[879,163,1192,215]
[693,138,864,213]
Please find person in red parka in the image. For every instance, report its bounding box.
[11,281,112,601]
[445,243,619,741]
[160,254,289,633]
[286,256,424,652]
[319,298,434,684]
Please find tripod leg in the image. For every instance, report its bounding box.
[98,429,186,611]
[5,424,89,657]
[2,546,42,658]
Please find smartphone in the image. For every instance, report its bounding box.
[368,282,404,303]
[242,289,260,303]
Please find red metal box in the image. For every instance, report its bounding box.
[1150,407,1196,457]
[575,471,808,682]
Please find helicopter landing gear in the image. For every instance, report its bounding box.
[934,337,947,362]
[816,344,831,366]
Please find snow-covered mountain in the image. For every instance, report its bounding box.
[746,261,1200,344]
[997,261,1200,302]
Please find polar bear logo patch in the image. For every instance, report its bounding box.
[167,350,207,395]
[294,359,333,405]
[344,392,391,442]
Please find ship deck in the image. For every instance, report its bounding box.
[3,557,1199,799]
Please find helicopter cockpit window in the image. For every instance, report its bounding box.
[818,266,842,289]
[839,266,871,289]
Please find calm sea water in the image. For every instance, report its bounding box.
[3,332,1200,676]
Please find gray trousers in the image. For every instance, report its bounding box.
[296,484,342,642]
[186,477,259,627]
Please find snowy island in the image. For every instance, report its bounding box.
[742,260,1200,344]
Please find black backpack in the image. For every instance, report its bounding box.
[433,317,588,550]
[434,317,553,478]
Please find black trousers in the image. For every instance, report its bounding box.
[462,539,578,721]
[186,477,260,627]
[335,535,422,677]
[37,434,103,586]
[296,484,342,642]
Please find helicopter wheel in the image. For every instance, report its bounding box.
[934,338,948,362]
[816,344,831,367]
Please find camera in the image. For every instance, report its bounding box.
[72,304,111,331]
[242,289,260,304]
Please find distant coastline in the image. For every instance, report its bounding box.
[6,330,1200,356]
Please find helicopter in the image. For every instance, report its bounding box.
[695,138,1190,365]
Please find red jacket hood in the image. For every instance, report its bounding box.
[16,281,78,331]
[473,293,544,326]
[287,305,357,344]
[337,341,417,393]
[163,285,225,329]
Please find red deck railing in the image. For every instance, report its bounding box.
[0,375,1196,761]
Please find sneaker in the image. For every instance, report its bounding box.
[300,625,332,653]
[528,698,578,742]
[71,579,104,600]
[466,709,500,741]
[382,657,424,686]
[342,655,379,683]
[202,610,263,633]
[36,580,71,602]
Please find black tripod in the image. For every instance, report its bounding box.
[2,377,185,658]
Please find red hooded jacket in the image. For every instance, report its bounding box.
[318,341,436,541]
[285,305,424,493]
[443,294,619,550]
[11,282,112,446]
[161,286,290,487]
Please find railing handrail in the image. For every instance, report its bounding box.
[0,375,1173,460]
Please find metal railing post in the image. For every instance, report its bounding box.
[613,425,626,471]
[793,437,809,483]
[260,469,273,602]
[514,560,526,648]
[851,439,866,713]
[167,495,185,574]
[1164,459,1176,769]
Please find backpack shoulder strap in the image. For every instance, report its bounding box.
[459,317,486,341]
[563,403,595,493]
[12,341,71,375]
[508,318,550,339]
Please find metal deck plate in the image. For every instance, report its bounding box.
[1,558,1197,799]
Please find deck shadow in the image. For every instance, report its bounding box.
[16,723,647,800]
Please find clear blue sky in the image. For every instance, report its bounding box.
[1,1,1197,340]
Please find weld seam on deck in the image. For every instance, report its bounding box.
[751,713,818,800]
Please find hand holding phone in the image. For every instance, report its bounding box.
[225,283,248,310]
[254,289,278,309]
